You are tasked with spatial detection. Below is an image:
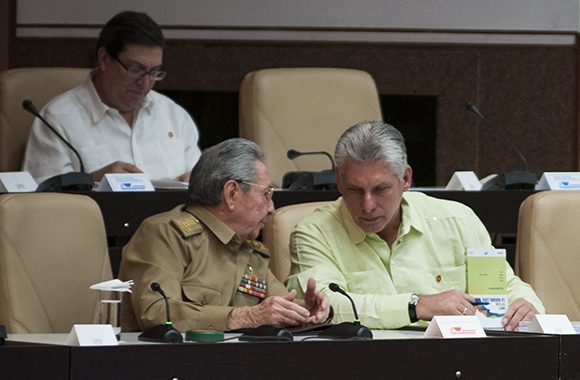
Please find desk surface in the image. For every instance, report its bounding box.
[7,330,560,380]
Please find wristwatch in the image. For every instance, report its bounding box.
[408,293,421,323]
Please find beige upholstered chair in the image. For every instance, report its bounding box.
[262,201,330,281]
[515,191,580,320]
[239,68,382,187]
[0,67,90,172]
[0,193,112,333]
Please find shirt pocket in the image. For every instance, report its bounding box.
[182,283,221,306]
[156,138,186,171]
[422,265,466,293]
[77,144,112,172]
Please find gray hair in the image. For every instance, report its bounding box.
[335,121,408,180]
[187,138,265,207]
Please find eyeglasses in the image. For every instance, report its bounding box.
[236,180,275,201]
[113,55,167,81]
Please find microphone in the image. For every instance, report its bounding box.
[282,149,337,190]
[319,282,372,339]
[287,149,336,171]
[138,282,183,343]
[464,101,536,190]
[21,99,93,192]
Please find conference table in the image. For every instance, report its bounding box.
[4,329,570,379]
[86,188,535,275]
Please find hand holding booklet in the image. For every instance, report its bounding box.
[466,248,507,330]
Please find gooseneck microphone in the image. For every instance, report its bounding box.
[21,99,93,192]
[138,282,183,343]
[464,101,536,190]
[287,149,336,171]
[319,283,372,339]
[22,99,86,173]
[282,149,337,190]
[329,282,360,324]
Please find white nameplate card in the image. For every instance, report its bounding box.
[527,314,575,335]
[424,315,486,338]
[445,171,482,191]
[96,173,155,192]
[467,248,507,330]
[536,172,580,190]
[0,171,37,192]
[64,324,119,346]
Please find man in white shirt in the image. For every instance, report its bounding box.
[22,11,201,184]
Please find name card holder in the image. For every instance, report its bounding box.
[65,324,119,346]
[536,172,580,190]
[0,172,37,192]
[424,315,487,338]
[96,173,155,192]
[445,171,482,191]
[527,314,575,335]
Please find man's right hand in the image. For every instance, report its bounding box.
[91,161,142,181]
[416,289,476,321]
[227,290,311,330]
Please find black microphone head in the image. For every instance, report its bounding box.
[329,282,341,292]
[151,282,161,292]
[287,149,300,160]
[464,100,476,112]
[22,99,39,116]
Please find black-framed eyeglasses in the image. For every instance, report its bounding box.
[236,180,275,201]
[113,55,167,81]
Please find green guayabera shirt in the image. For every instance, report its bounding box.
[287,192,545,329]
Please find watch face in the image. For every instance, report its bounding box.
[410,294,420,305]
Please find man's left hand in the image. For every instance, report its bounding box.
[502,298,539,331]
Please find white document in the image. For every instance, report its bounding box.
[0,172,37,192]
[424,315,486,338]
[65,324,119,346]
[96,173,155,192]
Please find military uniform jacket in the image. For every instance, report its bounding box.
[119,204,289,332]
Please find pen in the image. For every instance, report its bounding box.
[471,301,490,306]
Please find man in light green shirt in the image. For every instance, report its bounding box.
[287,121,544,331]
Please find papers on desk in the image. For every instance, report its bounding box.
[467,248,507,331]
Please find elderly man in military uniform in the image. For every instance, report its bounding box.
[119,138,330,332]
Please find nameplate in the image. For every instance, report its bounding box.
[64,324,119,346]
[535,172,580,190]
[96,173,155,192]
[424,315,486,338]
[0,171,37,193]
[528,314,575,335]
[445,171,481,191]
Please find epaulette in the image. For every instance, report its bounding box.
[243,240,270,258]
[170,214,203,238]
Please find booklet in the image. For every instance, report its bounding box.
[466,248,507,330]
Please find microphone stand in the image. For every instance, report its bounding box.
[138,283,183,343]
[464,101,536,190]
[319,283,372,339]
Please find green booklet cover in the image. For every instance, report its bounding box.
[466,248,507,330]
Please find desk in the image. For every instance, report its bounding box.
[7,331,559,380]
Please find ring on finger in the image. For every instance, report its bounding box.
[462,307,467,315]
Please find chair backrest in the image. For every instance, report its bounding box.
[515,191,580,320]
[239,68,382,186]
[262,201,330,281]
[0,67,90,172]
[0,193,112,333]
